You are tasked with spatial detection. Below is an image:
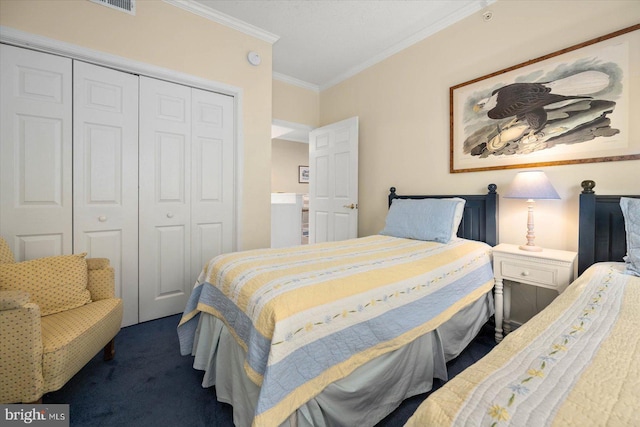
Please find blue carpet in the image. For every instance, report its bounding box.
[43,315,496,426]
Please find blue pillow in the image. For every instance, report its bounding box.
[380,198,466,243]
[620,197,640,276]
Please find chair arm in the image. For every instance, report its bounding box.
[0,290,30,311]
[0,291,44,403]
[86,258,116,301]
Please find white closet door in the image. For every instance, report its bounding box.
[73,61,139,326]
[0,44,73,260]
[139,76,192,322]
[190,88,235,284]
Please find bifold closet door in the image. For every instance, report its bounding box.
[138,77,236,322]
[190,87,235,284]
[139,77,193,322]
[0,44,73,259]
[73,61,139,326]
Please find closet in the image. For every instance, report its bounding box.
[0,44,236,326]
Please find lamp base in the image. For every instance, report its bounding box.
[519,244,543,252]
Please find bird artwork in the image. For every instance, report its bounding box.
[465,69,619,157]
[474,70,610,132]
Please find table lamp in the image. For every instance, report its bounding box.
[504,170,560,252]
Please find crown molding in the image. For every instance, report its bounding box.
[272,72,320,93]
[0,26,243,97]
[163,0,279,44]
[320,0,495,91]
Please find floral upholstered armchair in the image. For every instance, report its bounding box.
[0,238,123,403]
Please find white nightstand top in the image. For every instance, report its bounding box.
[492,243,577,263]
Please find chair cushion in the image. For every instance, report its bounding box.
[0,254,92,316]
[40,298,123,393]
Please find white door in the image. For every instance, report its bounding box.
[309,117,359,243]
[0,44,73,260]
[190,88,235,285]
[139,76,192,322]
[73,61,139,326]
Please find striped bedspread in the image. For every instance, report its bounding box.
[178,235,494,427]
[406,262,640,427]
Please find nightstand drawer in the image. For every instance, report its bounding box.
[499,261,557,287]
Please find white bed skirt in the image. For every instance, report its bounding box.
[190,292,494,427]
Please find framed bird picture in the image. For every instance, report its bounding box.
[450,24,640,173]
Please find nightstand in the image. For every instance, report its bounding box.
[493,243,577,342]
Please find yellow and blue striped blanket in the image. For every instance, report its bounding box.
[406,262,640,427]
[178,235,494,427]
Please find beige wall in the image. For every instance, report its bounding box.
[271,75,318,196]
[320,0,640,322]
[273,79,320,127]
[0,0,273,250]
[271,139,310,194]
[321,1,640,244]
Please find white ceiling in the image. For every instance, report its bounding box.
[188,0,495,91]
[174,0,495,142]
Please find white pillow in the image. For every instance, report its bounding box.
[450,197,466,240]
[380,198,466,243]
[620,197,640,276]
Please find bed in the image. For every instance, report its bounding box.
[405,180,640,426]
[177,184,499,427]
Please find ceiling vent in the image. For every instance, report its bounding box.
[89,0,135,15]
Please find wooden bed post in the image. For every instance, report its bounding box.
[578,180,596,276]
[485,184,498,247]
[388,187,398,207]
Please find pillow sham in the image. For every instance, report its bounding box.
[380,197,466,243]
[620,197,640,276]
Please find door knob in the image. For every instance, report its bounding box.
[343,203,358,210]
[167,213,174,218]
[98,216,107,222]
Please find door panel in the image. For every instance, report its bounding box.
[73,61,139,326]
[334,213,351,242]
[15,235,65,261]
[309,117,359,244]
[0,44,73,258]
[194,223,223,273]
[190,88,235,284]
[139,77,192,322]
[157,225,187,296]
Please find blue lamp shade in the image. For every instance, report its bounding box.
[504,171,560,200]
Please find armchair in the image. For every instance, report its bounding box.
[0,238,123,403]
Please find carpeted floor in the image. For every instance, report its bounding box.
[43,314,496,427]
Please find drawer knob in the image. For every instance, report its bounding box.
[522,270,530,276]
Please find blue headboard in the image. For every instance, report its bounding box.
[578,180,636,275]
